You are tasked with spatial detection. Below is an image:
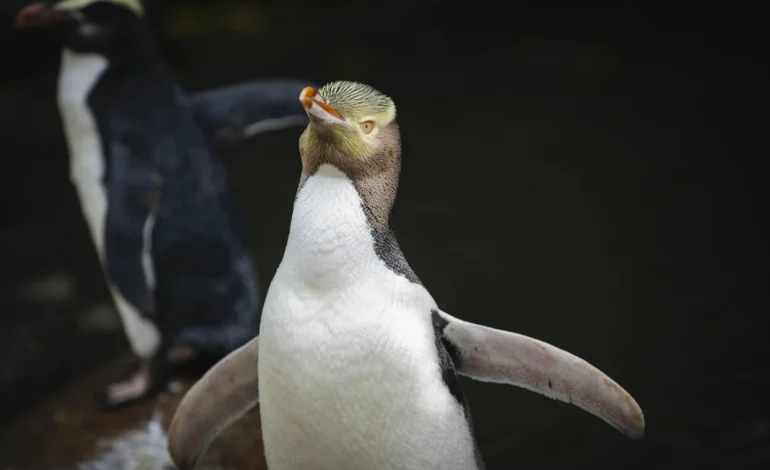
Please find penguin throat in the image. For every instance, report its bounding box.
[286,164,382,287]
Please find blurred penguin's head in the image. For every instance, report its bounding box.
[15,0,147,57]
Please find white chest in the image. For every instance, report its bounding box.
[258,165,477,470]
[57,48,109,253]
[55,49,162,359]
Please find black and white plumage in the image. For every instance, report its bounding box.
[167,82,645,470]
[15,0,311,408]
[189,80,311,145]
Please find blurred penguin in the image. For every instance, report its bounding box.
[15,0,310,409]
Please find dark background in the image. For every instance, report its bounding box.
[0,0,767,468]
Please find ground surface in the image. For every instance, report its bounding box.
[0,2,766,469]
[0,355,266,470]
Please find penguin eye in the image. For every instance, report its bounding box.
[359,120,375,135]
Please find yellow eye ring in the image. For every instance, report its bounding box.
[359,120,375,135]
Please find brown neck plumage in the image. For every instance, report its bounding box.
[298,122,402,228]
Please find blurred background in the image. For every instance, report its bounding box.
[0,0,766,469]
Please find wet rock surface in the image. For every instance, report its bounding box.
[0,354,266,470]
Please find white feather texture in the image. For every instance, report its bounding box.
[258,164,478,470]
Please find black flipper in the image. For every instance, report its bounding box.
[103,142,161,317]
[187,79,311,145]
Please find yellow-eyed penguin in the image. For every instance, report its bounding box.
[14,0,311,409]
[167,81,645,470]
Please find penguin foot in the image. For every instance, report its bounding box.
[94,347,222,411]
[95,361,155,411]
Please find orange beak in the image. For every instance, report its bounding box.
[15,2,69,28]
[299,86,350,128]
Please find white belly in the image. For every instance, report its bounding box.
[57,49,109,251]
[57,48,160,358]
[258,165,477,470]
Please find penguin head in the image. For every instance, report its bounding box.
[15,0,146,57]
[298,81,401,178]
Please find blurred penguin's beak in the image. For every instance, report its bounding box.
[15,2,70,28]
[299,87,352,129]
